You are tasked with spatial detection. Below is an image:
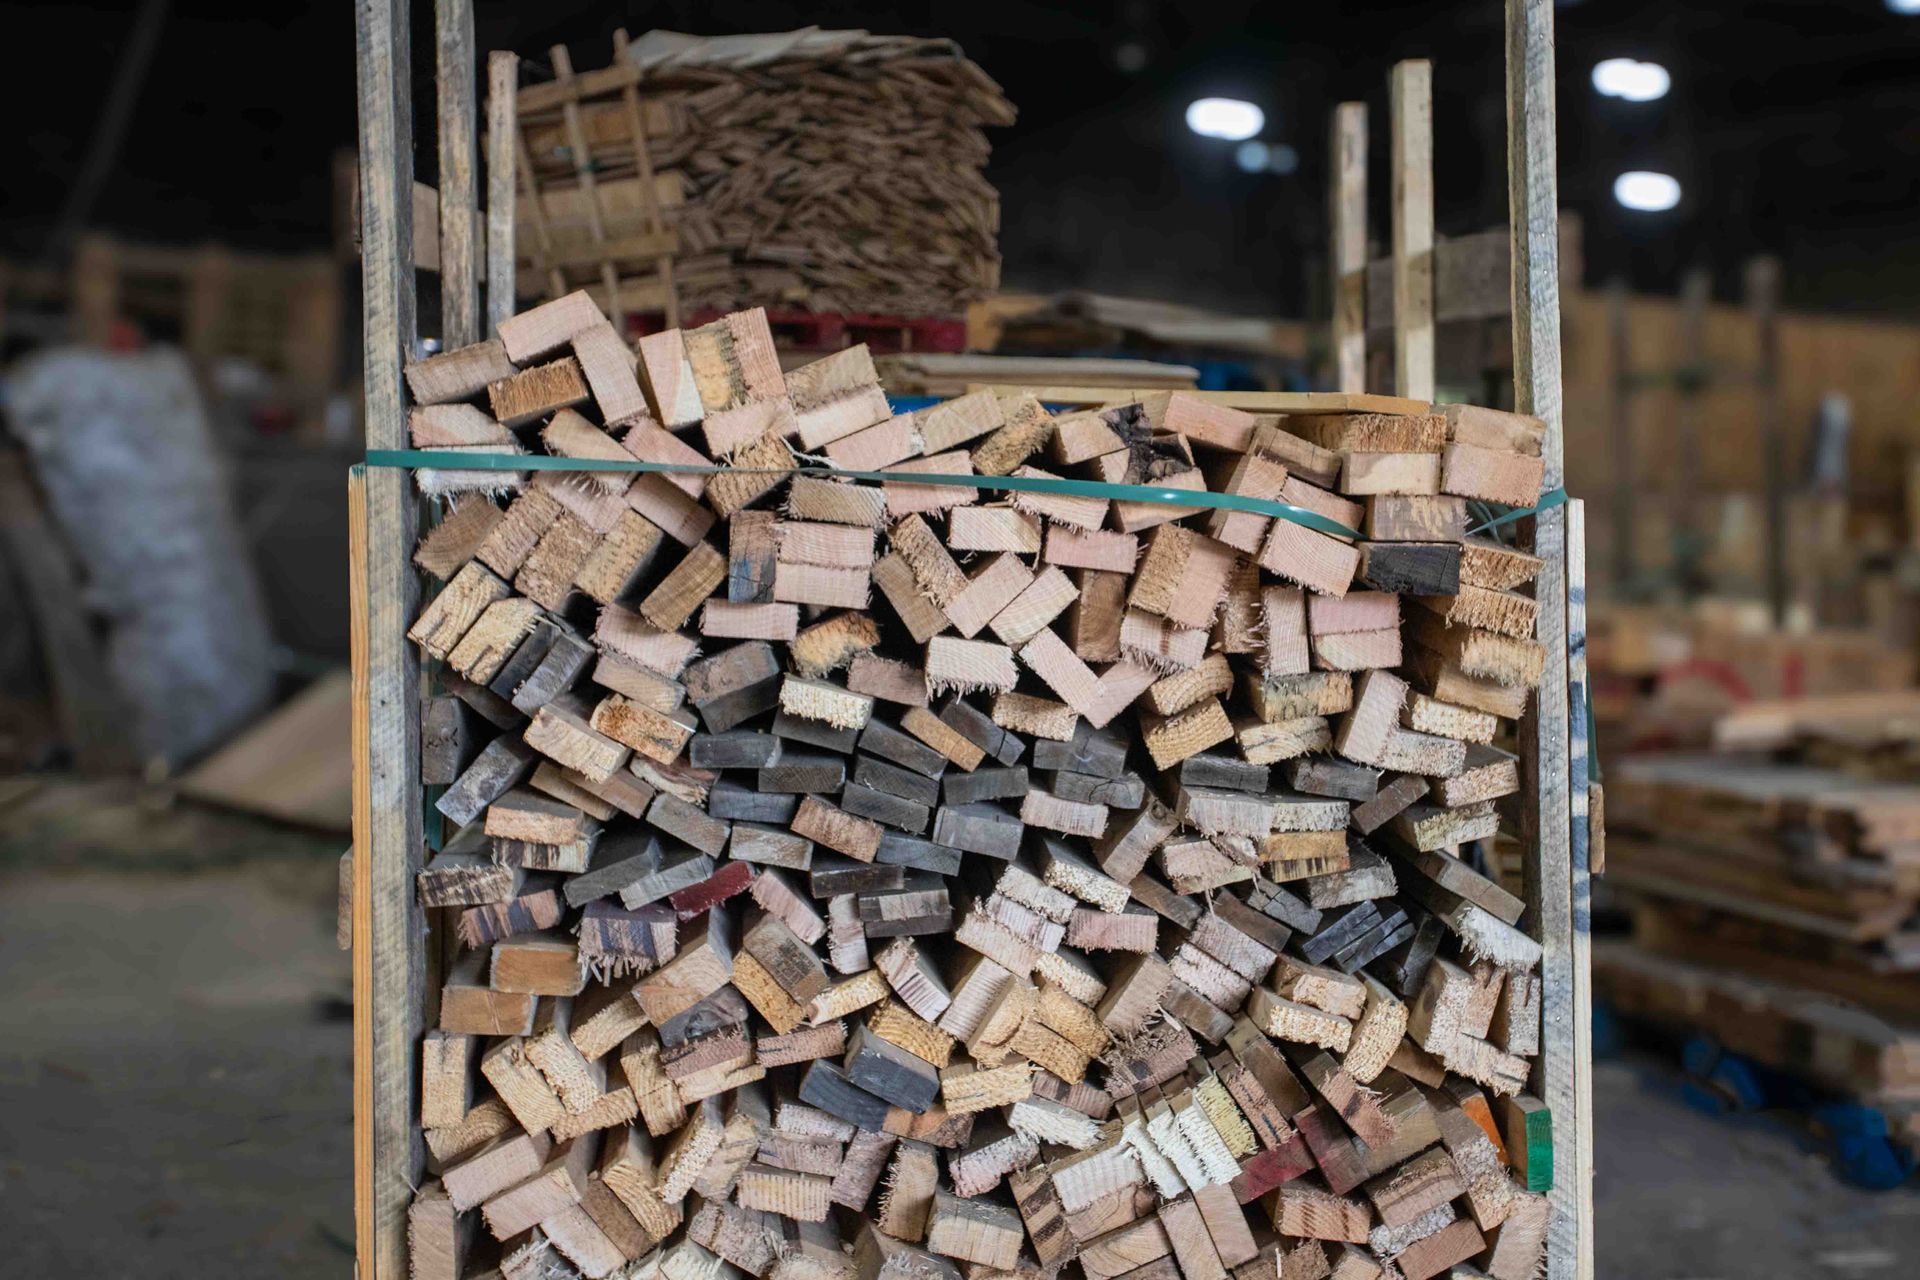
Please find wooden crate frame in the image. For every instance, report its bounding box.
[348,3,1593,1278]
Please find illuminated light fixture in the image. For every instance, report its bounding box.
[1186,97,1265,141]
[1614,171,1681,212]
[1592,57,1671,102]
[1890,0,1920,12]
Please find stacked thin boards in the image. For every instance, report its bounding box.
[399,290,1556,1280]
[515,29,1015,318]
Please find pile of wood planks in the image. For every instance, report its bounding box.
[514,29,1014,321]
[397,288,1557,1280]
[1606,755,1920,963]
[1593,942,1920,1108]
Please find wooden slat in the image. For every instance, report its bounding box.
[549,44,625,326]
[350,467,374,1280]
[963,387,1432,415]
[1390,59,1434,402]
[435,0,478,348]
[1364,227,1515,333]
[354,1,424,1276]
[1505,2,1588,1278]
[1330,102,1367,394]
[611,28,681,328]
[485,51,519,331]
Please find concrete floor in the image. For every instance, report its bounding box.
[0,853,1914,1276]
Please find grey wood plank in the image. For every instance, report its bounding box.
[1506,1,1588,1270]
[353,1,423,1273]
[435,0,478,348]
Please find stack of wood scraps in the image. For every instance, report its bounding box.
[1600,721,1920,1096]
[397,288,1558,1280]
[514,29,1015,321]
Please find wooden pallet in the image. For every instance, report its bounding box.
[349,5,1593,1280]
[1593,941,1920,1103]
[4,234,341,421]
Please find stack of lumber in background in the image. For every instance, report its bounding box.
[396,288,1557,1280]
[1589,600,1914,757]
[1597,690,1920,1111]
[514,29,1014,321]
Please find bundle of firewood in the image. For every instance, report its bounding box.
[398,289,1556,1280]
[516,29,1014,317]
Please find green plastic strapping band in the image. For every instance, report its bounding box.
[364,449,1366,540]
[1463,487,1571,536]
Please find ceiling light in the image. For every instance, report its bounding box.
[1186,98,1265,141]
[1614,171,1682,212]
[1890,0,1920,14]
[1592,58,1670,102]
[1234,141,1271,173]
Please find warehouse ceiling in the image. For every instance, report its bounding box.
[7,0,1920,318]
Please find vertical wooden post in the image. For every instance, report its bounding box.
[613,27,683,330]
[485,51,519,334]
[353,1,424,1277]
[1390,60,1435,402]
[1606,279,1633,591]
[435,0,478,348]
[1746,257,1784,623]
[1504,1,1590,1277]
[550,43,626,328]
[1330,102,1368,393]
[1674,267,1710,591]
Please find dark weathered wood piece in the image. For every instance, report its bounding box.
[876,833,963,877]
[685,641,782,734]
[773,706,860,754]
[759,753,849,794]
[940,699,1025,766]
[1127,871,1202,931]
[858,718,951,779]
[689,730,784,770]
[646,792,731,855]
[932,803,1024,860]
[1287,757,1381,803]
[708,779,800,823]
[440,669,523,729]
[563,831,665,907]
[1299,902,1383,966]
[798,1059,893,1131]
[617,850,717,908]
[730,823,814,870]
[513,629,593,714]
[1374,907,1445,998]
[1358,541,1460,595]
[810,855,906,898]
[855,756,943,808]
[1177,753,1269,794]
[487,618,558,702]
[1240,876,1324,936]
[1031,719,1129,778]
[845,1025,941,1113]
[941,765,1030,806]
[841,781,933,834]
[857,875,954,938]
[1351,773,1429,836]
[437,735,536,827]
[1045,769,1145,808]
[421,695,475,786]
